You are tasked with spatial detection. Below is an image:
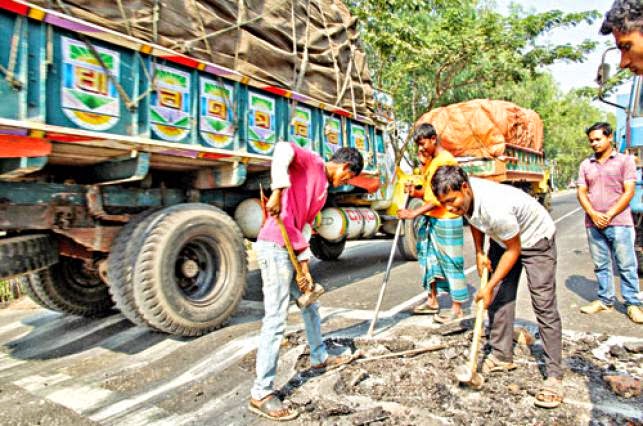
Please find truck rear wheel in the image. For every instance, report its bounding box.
[0,234,58,279]
[635,215,643,277]
[22,272,57,310]
[132,204,247,336]
[106,210,158,327]
[538,191,552,212]
[396,198,424,261]
[310,235,346,261]
[28,257,114,317]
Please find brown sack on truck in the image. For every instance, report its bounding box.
[32,0,374,116]
[415,99,544,158]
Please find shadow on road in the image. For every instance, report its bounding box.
[564,274,597,304]
[4,300,263,361]
[564,274,628,315]
[245,240,411,301]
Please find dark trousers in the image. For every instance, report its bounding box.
[487,236,563,379]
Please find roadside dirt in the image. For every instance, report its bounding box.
[244,321,643,425]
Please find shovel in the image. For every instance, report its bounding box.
[455,267,489,389]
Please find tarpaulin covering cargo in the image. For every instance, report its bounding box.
[415,99,544,158]
[30,0,374,116]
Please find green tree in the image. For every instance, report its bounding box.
[491,73,615,187]
[346,0,600,162]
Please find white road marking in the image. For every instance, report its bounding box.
[7,314,124,359]
[48,384,115,413]
[13,373,70,392]
[564,398,642,419]
[554,206,582,224]
[105,407,176,426]
[90,334,259,422]
[0,352,26,372]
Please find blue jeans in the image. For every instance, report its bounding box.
[250,241,328,401]
[586,226,641,307]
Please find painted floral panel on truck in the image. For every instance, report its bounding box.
[199,78,236,150]
[61,37,120,131]
[150,64,192,143]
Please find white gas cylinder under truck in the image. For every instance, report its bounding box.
[0,0,405,335]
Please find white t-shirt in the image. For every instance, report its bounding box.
[465,178,555,248]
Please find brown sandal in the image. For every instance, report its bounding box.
[248,394,299,421]
[412,301,440,315]
[534,377,563,408]
[481,354,518,374]
[311,352,361,371]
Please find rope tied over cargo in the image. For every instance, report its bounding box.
[37,0,374,118]
[173,0,292,50]
[0,16,25,91]
[54,0,138,110]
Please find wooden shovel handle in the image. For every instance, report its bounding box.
[468,267,489,374]
[276,216,305,280]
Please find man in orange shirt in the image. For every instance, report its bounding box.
[397,124,469,321]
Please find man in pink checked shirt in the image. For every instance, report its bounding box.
[577,122,643,324]
[248,141,363,422]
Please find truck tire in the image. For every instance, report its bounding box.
[0,234,58,279]
[310,235,346,261]
[106,210,159,327]
[27,257,114,317]
[22,272,57,310]
[132,203,247,336]
[396,198,424,261]
[635,216,643,276]
[538,191,552,212]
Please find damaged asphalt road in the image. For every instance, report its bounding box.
[0,192,641,425]
[253,316,643,425]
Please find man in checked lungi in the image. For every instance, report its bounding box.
[396,124,469,323]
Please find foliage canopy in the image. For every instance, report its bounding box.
[347,0,615,181]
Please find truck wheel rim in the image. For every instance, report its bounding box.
[61,259,102,290]
[174,237,220,303]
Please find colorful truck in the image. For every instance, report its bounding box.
[393,99,551,260]
[0,0,399,335]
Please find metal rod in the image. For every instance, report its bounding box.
[367,193,410,336]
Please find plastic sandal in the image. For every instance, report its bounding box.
[534,378,563,409]
[481,354,518,374]
[412,301,440,315]
[248,394,299,421]
[433,309,466,324]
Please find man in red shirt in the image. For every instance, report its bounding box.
[249,141,363,421]
[577,122,643,323]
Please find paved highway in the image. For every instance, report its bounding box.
[0,190,640,425]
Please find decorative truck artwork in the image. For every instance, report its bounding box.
[61,37,120,131]
[323,114,343,161]
[289,106,315,151]
[199,79,236,150]
[150,65,193,143]
[247,91,277,155]
[0,0,398,337]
